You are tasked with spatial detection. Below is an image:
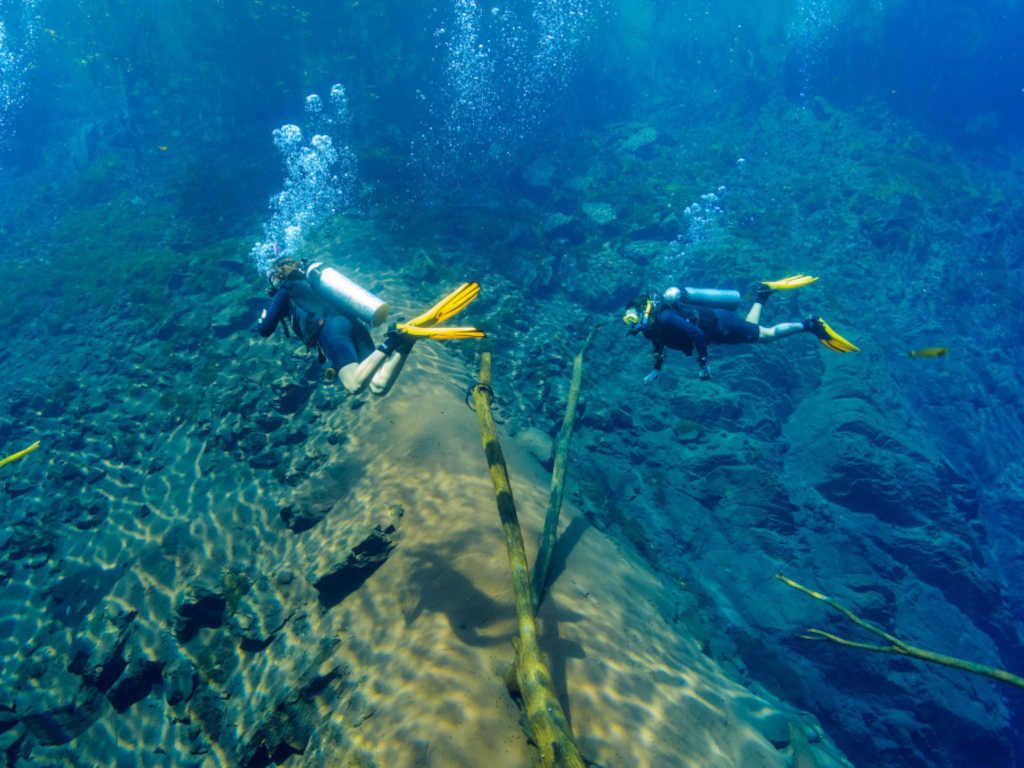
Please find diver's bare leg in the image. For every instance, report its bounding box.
[746,284,773,324]
[758,322,805,342]
[339,350,387,394]
[369,350,410,396]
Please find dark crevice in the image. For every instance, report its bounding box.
[243,741,304,768]
[176,595,227,642]
[108,661,166,712]
[240,635,276,654]
[315,526,397,609]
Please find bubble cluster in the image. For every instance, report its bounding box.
[0,0,40,141]
[683,186,727,244]
[648,184,729,283]
[787,0,887,100]
[788,0,835,44]
[526,0,590,101]
[443,0,497,148]
[415,0,598,174]
[250,85,357,274]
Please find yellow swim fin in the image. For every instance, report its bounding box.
[808,317,860,352]
[405,282,480,328]
[395,323,485,340]
[763,274,820,290]
[0,440,41,469]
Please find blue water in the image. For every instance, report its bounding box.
[2,1,1023,766]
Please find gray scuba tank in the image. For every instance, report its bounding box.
[305,262,389,327]
[663,285,742,311]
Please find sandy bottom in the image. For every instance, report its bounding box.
[259,344,832,768]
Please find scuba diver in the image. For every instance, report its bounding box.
[622,274,859,383]
[257,256,484,396]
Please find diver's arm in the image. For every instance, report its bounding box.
[257,291,290,337]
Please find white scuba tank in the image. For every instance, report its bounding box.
[663,285,742,311]
[305,262,389,327]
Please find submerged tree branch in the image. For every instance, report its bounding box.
[532,327,596,611]
[472,352,586,768]
[777,573,1024,690]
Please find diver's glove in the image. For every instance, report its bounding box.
[643,369,660,385]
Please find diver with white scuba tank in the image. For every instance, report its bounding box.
[622,274,859,383]
[257,257,484,397]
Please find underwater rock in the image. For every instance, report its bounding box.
[254,412,285,433]
[242,429,268,454]
[106,654,165,713]
[240,662,351,765]
[785,372,958,528]
[45,563,125,627]
[581,201,617,226]
[248,452,279,470]
[581,401,635,434]
[666,385,744,428]
[274,380,315,416]
[174,571,228,642]
[19,684,107,746]
[163,660,197,707]
[771,364,1017,765]
[309,508,403,609]
[516,426,554,467]
[278,462,365,533]
[629,210,683,240]
[541,211,574,234]
[621,125,658,153]
[227,572,293,652]
[5,527,54,563]
[621,238,673,264]
[571,243,644,311]
[523,157,557,188]
[72,502,107,530]
[69,604,137,691]
[782,374,1003,621]
[3,477,35,497]
[540,211,585,245]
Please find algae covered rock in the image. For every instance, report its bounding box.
[621,125,658,153]
[581,201,617,226]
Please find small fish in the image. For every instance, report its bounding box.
[44,28,58,38]
[157,145,169,151]
[908,346,949,359]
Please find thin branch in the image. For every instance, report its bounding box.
[532,327,597,610]
[778,573,1024,690]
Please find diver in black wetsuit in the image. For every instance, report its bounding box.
[257,257,412,396]
[623,278,859,382]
